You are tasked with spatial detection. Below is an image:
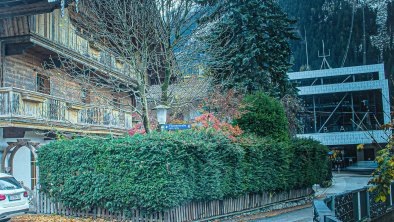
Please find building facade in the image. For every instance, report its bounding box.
[0,1,135,190]
[288,64,390,166]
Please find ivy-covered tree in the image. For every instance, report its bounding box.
[204,0,297,97]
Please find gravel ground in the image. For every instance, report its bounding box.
[11,215,112,222]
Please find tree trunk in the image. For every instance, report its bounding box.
[139,83,152,134]
[161,60,171,105]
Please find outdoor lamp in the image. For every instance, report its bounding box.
[153,105,170,125]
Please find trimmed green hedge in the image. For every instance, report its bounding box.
[287,138,330,189]
[241,136,330,192]
[39,131,244,212]
[38,131,329,212]
[241,136,291,192]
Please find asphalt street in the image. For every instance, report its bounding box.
[248,173,371,222]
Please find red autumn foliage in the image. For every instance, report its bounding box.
[194,113,243,142]
[128,122,146,136]
[199,87,247,123]
[128,112,157,136]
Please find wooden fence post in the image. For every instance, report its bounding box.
[34,188,311,222]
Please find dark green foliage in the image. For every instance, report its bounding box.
[205,0,297,96]
[241,136,330,192]
[241,137,291,192]
[278,0,381,71]
[287,138,330,189]
[234,92,289,140]
[38,131,329,212]
[320,160,333,188]
[39,131,244,212]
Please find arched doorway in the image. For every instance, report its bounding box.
[1,139,39,190]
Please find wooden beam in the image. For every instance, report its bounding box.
[4,42,35,55]
[30,34,139,86]
[0,35,30,44]
[0,121,126,135]
[0,1,57,19]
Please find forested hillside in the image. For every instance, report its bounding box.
[279,0,394,76]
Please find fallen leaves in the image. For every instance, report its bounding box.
[11,214,117,222]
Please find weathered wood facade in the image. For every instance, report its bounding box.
[0,6,135,135]
[0,0,57,19]
[0,1,136,190]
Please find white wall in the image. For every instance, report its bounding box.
[0,129,52,189]
[12,146,32,189]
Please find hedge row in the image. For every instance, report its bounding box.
[38,131,329,212]
[241,136,330,193]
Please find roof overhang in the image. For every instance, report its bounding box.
[0,0,58,19]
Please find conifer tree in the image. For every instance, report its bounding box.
[204,0,297,96]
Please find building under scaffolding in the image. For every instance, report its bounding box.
[289,64,390,167]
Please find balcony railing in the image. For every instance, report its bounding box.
[0,87,132,133]
[28,8,134,77]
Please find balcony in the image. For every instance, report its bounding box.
[27,8,136,79]
[0,88,132,135]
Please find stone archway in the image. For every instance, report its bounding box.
[1,139,40,190]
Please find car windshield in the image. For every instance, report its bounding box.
[0,177,22,190]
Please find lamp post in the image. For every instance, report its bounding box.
[153,105,170,131]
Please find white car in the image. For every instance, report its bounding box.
[0,173,29,221]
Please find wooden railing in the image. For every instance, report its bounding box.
[34,188,313,222]
[0,87,132,132]
[28,8,134,76]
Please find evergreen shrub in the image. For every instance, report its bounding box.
[241,136,291,192]
[38,131,244,212]
[287,138,331,189]
[234,92,289,140]
[38,131,329,212]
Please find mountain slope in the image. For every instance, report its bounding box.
[279,0,392,72]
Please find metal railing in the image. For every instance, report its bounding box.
[313,183,394,222]
[0,87,132,131]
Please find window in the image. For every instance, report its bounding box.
[113,97,120,108]
[0,177,22,190]
[81,88,90,104]
[130,94,136,107]
[36,73,50,94]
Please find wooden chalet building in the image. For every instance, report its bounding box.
[0,0,135,190]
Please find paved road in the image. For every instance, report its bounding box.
[251,207,311,222]
[317,173,371,196]
[250,173,371,222]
